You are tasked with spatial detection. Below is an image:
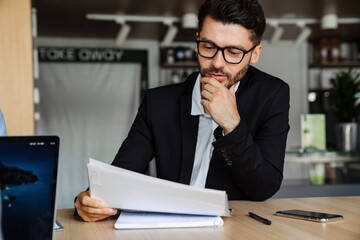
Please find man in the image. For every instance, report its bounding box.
[75,0,290,222]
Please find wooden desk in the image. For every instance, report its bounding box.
[55,196,360,240]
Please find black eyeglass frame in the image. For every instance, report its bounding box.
[196,40,258,64]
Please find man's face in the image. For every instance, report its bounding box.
[196,16,262,88]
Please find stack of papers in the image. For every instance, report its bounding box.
[115,211,224,229]
[87,158,230,229]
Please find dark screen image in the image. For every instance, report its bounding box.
[0,136,59,240]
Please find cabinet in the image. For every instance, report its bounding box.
[307,39,360,148]
[309,38,360,66]
[159,45,198,86]
[308,38,360,91]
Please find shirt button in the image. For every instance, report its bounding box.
[224,156,231,161]
[221,147,227,153]
[227,160,233,166]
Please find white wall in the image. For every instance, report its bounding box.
[255,41,310,181]
[36,38,162,207]
[255,41,309,150]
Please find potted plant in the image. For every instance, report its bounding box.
[329,68,360,151]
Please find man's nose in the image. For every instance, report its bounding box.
[211,50,227,69]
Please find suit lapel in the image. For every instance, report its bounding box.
[179,81,199,184]
[235,66,252,111]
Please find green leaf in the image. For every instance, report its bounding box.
[329,68,360,122]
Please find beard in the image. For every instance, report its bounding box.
[198,59,250,88]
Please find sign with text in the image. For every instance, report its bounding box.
[38,47,147,64]
[37,47,149,92]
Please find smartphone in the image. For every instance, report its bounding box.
[275,209,344,223]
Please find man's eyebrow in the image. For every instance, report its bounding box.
[199,37,246,51]
[198,38,247,50]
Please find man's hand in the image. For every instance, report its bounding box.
[200,77,240,134]
[74,190,118,222]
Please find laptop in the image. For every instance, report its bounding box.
[0,136,60,240]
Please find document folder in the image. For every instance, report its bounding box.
[87,158,230,218]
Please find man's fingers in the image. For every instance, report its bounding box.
[81,195,104,208]
[75,190,118,222]
[80,214,108,223]
[201,82,218,94]
[201,90,213,101]
[78,191,105,208]
[81,208,117,218]
[80,204,116,215]
[82,209,118,222]
[201,77,223,87]
[77,205,117,222]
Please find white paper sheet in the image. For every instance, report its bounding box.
[87,158,230,217]
[114,211,224,229]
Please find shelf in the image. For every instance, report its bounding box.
[286,149,360,163]
[309,61,360,68]
[307,88,331,92]
[287,149,360,156]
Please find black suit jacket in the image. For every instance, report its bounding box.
[112,65,290,200]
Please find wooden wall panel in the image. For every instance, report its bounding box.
[0,0,34,135]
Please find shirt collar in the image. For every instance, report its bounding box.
[191,74,240,116]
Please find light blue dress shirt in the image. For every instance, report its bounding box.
[189,74,239,187]
[0,110,7,136]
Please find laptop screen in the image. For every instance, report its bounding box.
[0,136,59,240]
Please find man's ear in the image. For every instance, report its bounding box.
[250,44,262,64]
[195,32,199,53]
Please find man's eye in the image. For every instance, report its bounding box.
[226,48,242,55]
[204,44,216,50]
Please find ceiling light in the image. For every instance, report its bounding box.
[270,26,284,45]
[161,22,178,46]
[86,14,180,24]
[268,20,284,44]
[321,14,338,30]
[294,20,312,46]
[295,27,312,46]
[182,13,198,29]
[116,23,131,46]
[87,13,182,45]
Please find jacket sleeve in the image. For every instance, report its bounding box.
[212,83,290,200]
[111,91,154,174]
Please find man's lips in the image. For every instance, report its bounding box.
[206,73,227,82]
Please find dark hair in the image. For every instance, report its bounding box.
[198,0,266,45]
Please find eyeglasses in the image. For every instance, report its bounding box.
[196,40,257,64]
